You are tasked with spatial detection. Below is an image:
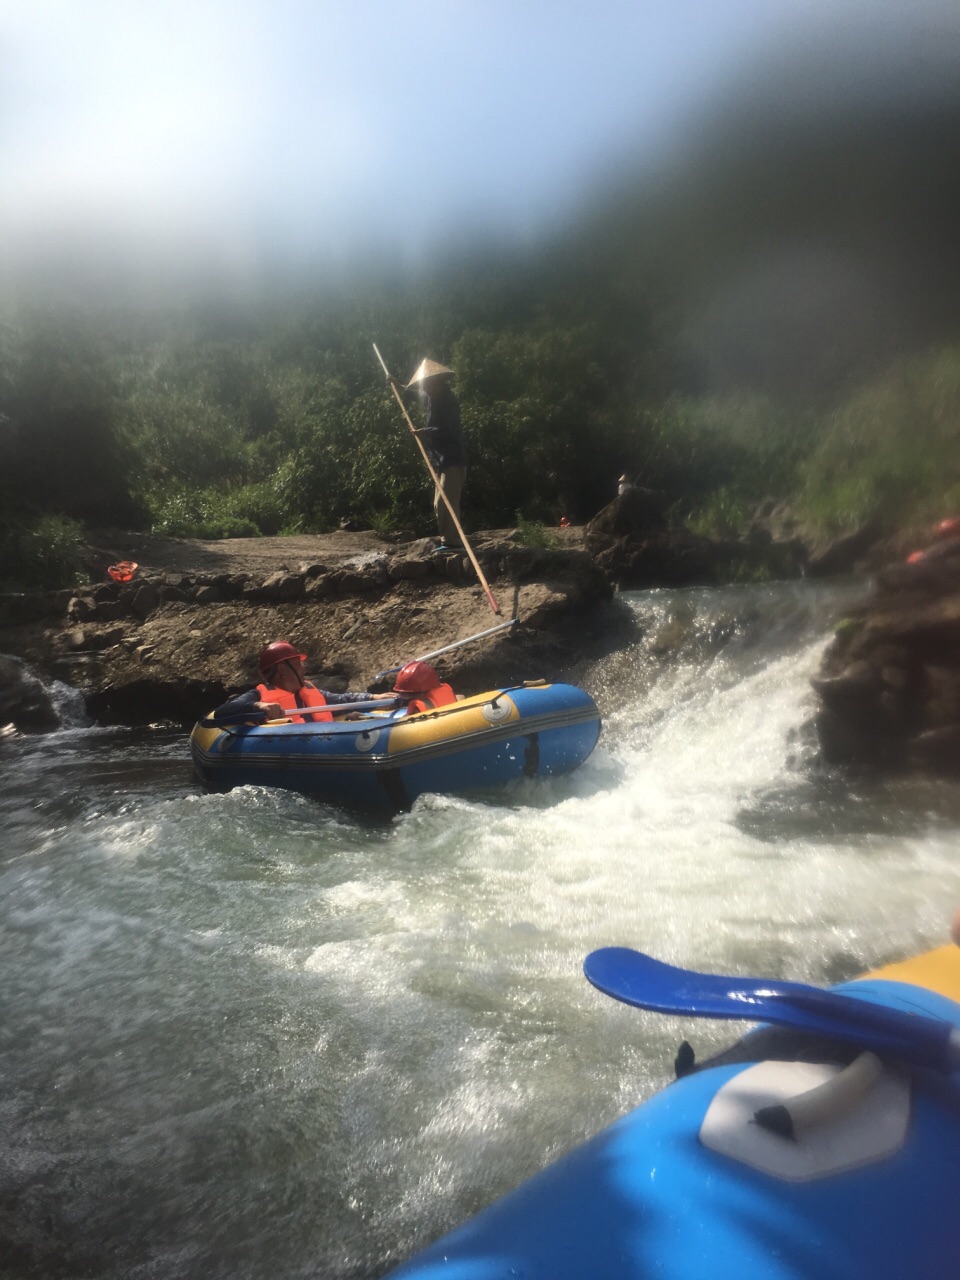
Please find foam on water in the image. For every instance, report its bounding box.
[4,580,960,1277]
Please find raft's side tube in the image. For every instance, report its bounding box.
[388,947,960,1280]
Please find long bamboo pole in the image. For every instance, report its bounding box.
[373,343,501,616]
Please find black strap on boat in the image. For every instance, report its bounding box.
[672,1025,865,1083]
[377,768,411,812]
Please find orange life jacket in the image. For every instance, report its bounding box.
[256,681,333,723]
[403,684,457,716]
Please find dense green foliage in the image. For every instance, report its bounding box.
[5,290,960,591]
[0,513,87,592]
[799,348,960,534]
[5,75,960,589]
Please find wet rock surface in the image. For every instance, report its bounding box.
[811,538,960,772]
[0,654,60,732]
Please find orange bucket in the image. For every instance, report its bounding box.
[107,560,138,583]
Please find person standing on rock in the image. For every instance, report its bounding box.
[211,641,394,723]
[403,359,468,552]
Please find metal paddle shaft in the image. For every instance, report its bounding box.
[373,343,501,616]
[201,698,400,727]
[375,617,519,680]
[584,946,960,1073]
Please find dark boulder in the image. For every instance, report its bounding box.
[0,654,59,731]
[85,677,232,728]
[584,488,669,551]
[810,536,960,772]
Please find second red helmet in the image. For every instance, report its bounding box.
[258,640,307,674]
[393,661,441,694]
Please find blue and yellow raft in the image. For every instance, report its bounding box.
[389,945,960,1279]
[190,681,601,810]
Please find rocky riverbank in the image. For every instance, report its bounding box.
[0,493,931,739]
[0,527,624,729]
[811,535,960,774]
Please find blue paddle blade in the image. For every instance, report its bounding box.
[584,946,960,1073]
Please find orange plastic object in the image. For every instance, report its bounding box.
[107,560,138,583]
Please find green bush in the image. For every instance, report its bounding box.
[146,488,262,539]
[685,487,752,538]
[514,512,558,548]
[798,346,960,535]
[0,514,87,591]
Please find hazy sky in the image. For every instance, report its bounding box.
[0,0,952,277]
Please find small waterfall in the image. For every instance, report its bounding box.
[0,652,91,733]
[47,676,92,728]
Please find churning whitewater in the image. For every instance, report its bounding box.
[3,581,960,1279]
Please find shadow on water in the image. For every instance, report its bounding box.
[737,771,960,845]
[0,727,199,832]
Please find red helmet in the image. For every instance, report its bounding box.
[935,517,960,540]
[393,661,441,694]
[258,641,307,674]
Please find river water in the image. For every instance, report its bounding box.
[4,580,960,1279]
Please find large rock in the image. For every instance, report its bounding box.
[584,494,808,588]
[584,487,669,548]
[810,537,960,772]
[0,654,59,731]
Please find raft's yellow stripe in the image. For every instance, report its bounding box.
[863,945,960,1005]
[386,691,520,754]
[191,689,533,761]
[191,722,226,752]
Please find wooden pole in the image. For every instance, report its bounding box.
[373,343,501,616]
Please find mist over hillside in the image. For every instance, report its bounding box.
[540,14,960,405]
[7,9,958,416]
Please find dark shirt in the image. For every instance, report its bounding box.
[420,382,468,469]
[212,685,373,722]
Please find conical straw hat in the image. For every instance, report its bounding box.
[405,358,454,389]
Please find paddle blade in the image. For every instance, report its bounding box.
[584,947,959,1073]
[584,947,815,1021]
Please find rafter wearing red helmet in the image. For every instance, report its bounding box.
[211,640,394,724]
[393,661,458,716]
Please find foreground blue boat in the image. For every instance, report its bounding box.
[389,945,960,1279]
[190,681,601,811]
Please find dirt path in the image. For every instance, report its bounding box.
[87,529,402,579]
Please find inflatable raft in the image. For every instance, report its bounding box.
[190,681,601,810]
[389,944,960,1279]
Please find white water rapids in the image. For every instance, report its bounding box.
[3,580,960,1278]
